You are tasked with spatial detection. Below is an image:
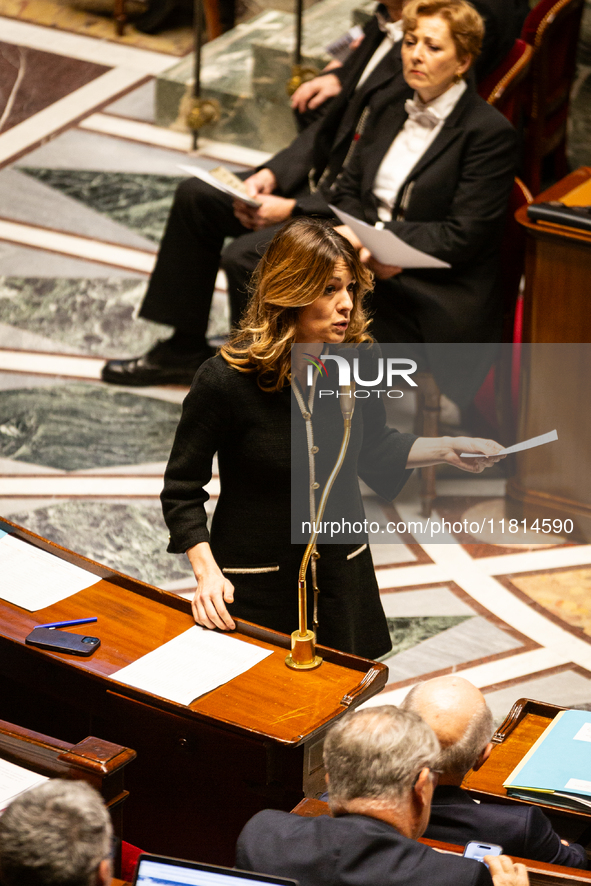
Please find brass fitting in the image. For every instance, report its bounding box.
[286,64,321,97]
[285,629,323,670]
[186,97,221,132]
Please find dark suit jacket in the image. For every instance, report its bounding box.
[161,352,414,657]
[425,785,588,869]
[330,85,517,348]
[236,810,492,886]
[265,17,407,215]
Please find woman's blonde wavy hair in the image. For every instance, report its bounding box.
[221,217,374,391]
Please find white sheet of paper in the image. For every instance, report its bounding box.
[0,758,49,812]
[461,429,558,458]
[0,534,98,611]
[330,205,451,269]
[112,626,273,706]
[177,164,261,208]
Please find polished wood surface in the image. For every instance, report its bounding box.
[510,169,591,538]
[461,698,591,821]
[292,798,591,885]
[0,516,387,864]
[0,718,135,837]
[516,167,591,342]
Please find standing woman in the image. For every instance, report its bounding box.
[161,218,503,659]
[332,0,518,409]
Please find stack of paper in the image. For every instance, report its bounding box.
[0,533,98,611]
[503,710,591,811]
[0,758,49,813]
[112,626,273,705]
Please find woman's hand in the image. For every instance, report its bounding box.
[186,542,236,631]
[406,436,506,473]
[359,247,402,279]
[335,226,402,279]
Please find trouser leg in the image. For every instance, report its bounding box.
[139,177,248,339]
[221,223,285,326]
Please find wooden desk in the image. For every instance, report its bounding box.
[0,516,387,865]
[509,168,591,538]
[0,718,135,841]
[461,698,591,827]
[292,798,591,886]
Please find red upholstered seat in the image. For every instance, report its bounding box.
[478,38,533,129]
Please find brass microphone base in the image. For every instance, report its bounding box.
[285,629,322,670]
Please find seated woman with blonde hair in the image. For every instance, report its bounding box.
[333,0,518,410]
[161,217,504,659]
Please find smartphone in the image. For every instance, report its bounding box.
[463,842,503,866]
[25,627,100,656]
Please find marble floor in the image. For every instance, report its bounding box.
[1,7,591,726]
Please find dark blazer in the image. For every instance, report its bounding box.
[161,352,415,657]
[236,810,493,886]
[330,85,517,344]
[425,785,589,869]
[471,0,522,82]
[266,17,407,214]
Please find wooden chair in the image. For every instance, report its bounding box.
[478,38,534,129]
[417,178,533,518]
[520,0,585,195]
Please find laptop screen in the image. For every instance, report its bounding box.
[133,854,298,886]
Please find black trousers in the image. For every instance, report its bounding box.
[138,177,293,338]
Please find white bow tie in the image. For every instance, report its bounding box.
[404,98,441,129]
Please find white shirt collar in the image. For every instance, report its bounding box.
[411,78,467,123]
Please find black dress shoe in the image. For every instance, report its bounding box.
[101,341,215,386]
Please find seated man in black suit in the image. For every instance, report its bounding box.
[401,676,589,868]
[101,0,408,387]
[236,706,528,886]
[0,778,113,886]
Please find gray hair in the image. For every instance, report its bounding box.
[323,706,440,807]
[402,684,494,778]
[0,779,113,886]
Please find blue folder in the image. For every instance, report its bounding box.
[503,710,591,810]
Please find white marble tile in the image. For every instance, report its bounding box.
[80,114,194,153]
[370,544,415,566]
[0,16,178,72]
[0,240,145,277]
[0,220,155,274]
[0,68,147,166]
[380,586,476,618]
[484,670,591,721]
[0,322,83,354]
[475,544,591,576]
[104,80,156,123]
[0,168,157,250]
[0,475,165,496]
[383,616,523,682]
[0,349,104,378]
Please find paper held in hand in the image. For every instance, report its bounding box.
[178,164,261,208]
[461,429,558,458]
[329,205,451,269]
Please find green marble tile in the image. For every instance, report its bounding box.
[19,170,184,244]
[0,277,171,358]
[383,615,472,658]
[0,383,181,470]
[8,501,193,587]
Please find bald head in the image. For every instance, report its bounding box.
[401,677,493,782]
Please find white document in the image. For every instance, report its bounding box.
[0,534,98,611]
[461,429,558,458]
[112,625,273,706]
[0,758,49,813]
[329,205,451,269]
[177,164,261,208]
